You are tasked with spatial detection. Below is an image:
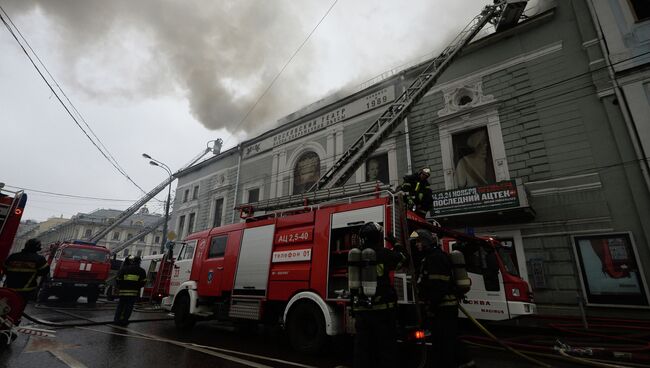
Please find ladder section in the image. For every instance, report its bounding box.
[238,182,391,213]
[150,251,173,300]
[89,139,222,243]
[108,216,166,255]
[311,3,502,191]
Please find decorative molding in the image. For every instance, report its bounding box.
[437,78,495,118]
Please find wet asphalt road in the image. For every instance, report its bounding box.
[0,299,581,368]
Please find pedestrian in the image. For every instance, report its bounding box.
[352,222,406,368]
[401,168,433,217]
[113,255,146,326]
[3,238,49,303]
[411,229,475,368]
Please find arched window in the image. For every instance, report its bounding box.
[293,151,320,194]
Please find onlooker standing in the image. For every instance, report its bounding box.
[113,256,146,326]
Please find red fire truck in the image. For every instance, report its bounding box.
[37,241,111,304]
[0,186,29,344]
[162,189,535,353]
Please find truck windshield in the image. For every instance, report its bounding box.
[61,248,108,262]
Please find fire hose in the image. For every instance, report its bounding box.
[459,305,643,368]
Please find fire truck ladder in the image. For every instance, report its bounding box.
[310,1,523,191]
[150,250,174,301]
[88,139,223,243]
[0,188,24,237]
[238,181,391,214]
[108,216,166,256]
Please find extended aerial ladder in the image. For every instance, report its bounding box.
[88,139,223,246]
[309,0,527,192]
[237,1,527,216]
[239,1,527,216]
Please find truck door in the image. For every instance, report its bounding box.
[168,240,196,297]
[328,205,385,299]
[453,241,509,321]
[233,224,275,297]
[197,234,229,297]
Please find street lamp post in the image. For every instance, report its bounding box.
[143,153,172,254]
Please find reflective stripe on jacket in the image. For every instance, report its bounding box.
[116,264,146,297]
[4,251,49,292]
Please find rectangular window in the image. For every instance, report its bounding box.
[628,0,650,21]
[187,213,196,235]
[365,153,389,184]
[112,231,120,241]
[127,233,133,239]
[247,188,260,203]
[123,249,130,257]
[192,185,199,200]
[84,229,93,238]
[573,233,648,306]
[138,236,145,243]
[178,215,186,239]
[452,126,495,188]
[155,236,160,244]
[213,198,224,228]
[208,235,228,258]
[136,249,143,257]
[183,189,190,203]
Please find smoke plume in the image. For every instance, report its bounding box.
[4,0,320,136]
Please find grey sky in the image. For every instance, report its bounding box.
[1,1,542,222]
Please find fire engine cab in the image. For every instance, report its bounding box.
[162,189,535,353]
[38,241,111,304]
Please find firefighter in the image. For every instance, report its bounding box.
[352,222,406,368]
[113,256,146,326]
[401,168,433,217]
[412,229,475,368]
[3,238,49,302]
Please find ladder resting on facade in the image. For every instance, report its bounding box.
[310,1,525,191]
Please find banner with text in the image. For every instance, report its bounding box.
[243,86,395,159]
[431,180,520,216]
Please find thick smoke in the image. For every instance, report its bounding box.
[4,0,319,135]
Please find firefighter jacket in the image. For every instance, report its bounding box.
[401,173,433,212]
[355,246,406,311]
[3,250,49,293]
[417,246,458,309]
[115,264,146,297]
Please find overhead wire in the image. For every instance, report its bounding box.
[223,0,339,146]
[0,5,149,195]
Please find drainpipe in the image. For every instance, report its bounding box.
[401,74,413,174]
[231,144,243,223]
[586,0,650,194]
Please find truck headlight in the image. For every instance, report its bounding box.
[511,288,520,297]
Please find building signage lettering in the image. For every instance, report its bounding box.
[431,180,520,216]
[243,86,395,158]
[271,249,312,263]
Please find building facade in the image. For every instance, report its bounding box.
[170,1,650,315]
[34,207,165,258]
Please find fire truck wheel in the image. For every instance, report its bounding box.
[287,302,327,354]
[106,286,115,301]
[87,290,99,305]
[173,293,195,331]
[37,287,50,303]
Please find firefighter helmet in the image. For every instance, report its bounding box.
[132,256,142,266]
[24,238,42,252]
[359,222,383,248]
[123,255,134,266]
[409,229,438,249]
